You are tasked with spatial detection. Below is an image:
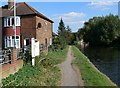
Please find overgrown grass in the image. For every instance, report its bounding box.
[72,46,117,86]
[2,46,68,86]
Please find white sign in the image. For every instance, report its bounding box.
[31,38,40,58]
[31,38,40,66]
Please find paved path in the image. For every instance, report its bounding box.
[58,46,84,86]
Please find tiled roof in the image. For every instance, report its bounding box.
[0,2,53,23]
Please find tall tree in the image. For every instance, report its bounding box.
[57,18,67,49]
[57,19,76,47]
[58,18,66,37]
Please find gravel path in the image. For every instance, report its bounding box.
[58,46,84,86]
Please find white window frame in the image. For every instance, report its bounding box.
[12,36,14,47]
[7,36,10,47]
[16,17,20,26]
[6,18,8,27]
[4,36,20,48]
[10,17,12,26]
[4,16,20,27]
[16,36,20,48]
[4,18,7,27]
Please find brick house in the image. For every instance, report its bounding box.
[0,0,53,50]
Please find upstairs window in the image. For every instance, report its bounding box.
[16,17,20,26]
[37,23,42,28]
[4,16,20,27]
[4,18,7,27]
[12,18,14,25]
[8,18,10,26]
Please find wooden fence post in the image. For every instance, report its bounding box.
[11,48,17,72]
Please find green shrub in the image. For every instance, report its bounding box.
[24,50,32,63]
[2,46,68,86]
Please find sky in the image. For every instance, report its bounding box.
[0,1,118,33]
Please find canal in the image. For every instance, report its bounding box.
[80,46,120,86]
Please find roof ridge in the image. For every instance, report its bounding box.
[23,2,37,14]
[1,2,53,23]
[24,2,46,17]
[23,2,53,23]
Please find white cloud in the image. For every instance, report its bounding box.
[88,1,113,6]
[53,12,86,23]
[66,21,85,25]
[53,12,85,19]
[60,12,85,20]
[88,1,115,10]
[52,12,86,32]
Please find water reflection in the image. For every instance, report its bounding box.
[80,46,120,86]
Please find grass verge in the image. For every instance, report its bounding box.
[71,46,117,86]
[2,46,68,86]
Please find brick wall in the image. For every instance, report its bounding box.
[20,15,53,51]
[0,49,23,79]
[36,16,52,46]
[0,60,23,79]
[20,15,36,47]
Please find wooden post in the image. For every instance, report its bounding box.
[11,48,17,72]
[11,48,17,62]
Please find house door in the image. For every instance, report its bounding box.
[24,38,31,46]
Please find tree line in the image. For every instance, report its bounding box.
[51,14,120,50]
[77,14,120,46]
[52,18,75,49]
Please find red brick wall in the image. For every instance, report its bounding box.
[0,59,23,79]
[0,49,23,79]
[20,15,53,50]
[20,15,36,47]
[36,16,52,46]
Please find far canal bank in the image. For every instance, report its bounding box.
[72,46,117,86]
[80,46,120,86]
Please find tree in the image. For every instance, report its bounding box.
[66,25,71,32]
[65,25,75,44]
[57,19,75,48]
[77,14,120,46]
[58,18,66,37]
[57,18,67,49]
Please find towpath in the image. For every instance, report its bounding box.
[58,46,84,86]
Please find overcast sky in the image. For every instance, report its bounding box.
[1,1,118,33]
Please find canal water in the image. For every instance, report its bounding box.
[80,46,120,86]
